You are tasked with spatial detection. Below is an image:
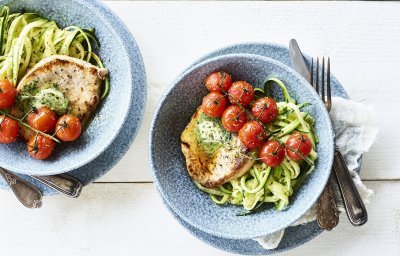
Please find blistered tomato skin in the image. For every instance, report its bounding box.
[252,97,279,124]
[201,92,227,118]
[205,71,233,92]
[27,134,55,160]
[238,121,266,149]
[27,106,57,133]
[0,80,16,109]
[260,140,285,167]
[55,115,82,142]
[285,133,312,161]
[228,81,254,106]
[221,105,247,133]
[0,116,18,144]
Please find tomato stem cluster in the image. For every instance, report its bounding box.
[213,80,314,166]
[0,109,60,143]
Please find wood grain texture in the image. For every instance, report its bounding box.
[95,1,400,182]
[0,181,399,255]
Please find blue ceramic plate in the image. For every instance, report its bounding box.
[0,0,146,175]
[157,42,360,254]
[150,53,334,239]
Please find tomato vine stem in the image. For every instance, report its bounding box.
[217,85,314,166]
[0,110,60,143]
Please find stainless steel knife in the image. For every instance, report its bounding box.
[289,39,339,230]
[289,39,311,80]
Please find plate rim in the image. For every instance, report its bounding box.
[157,183,323,255]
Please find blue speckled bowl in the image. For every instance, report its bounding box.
[0,0,146,175]
[150,53,334,239]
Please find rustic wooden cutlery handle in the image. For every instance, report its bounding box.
[31,174,83,198]
[317,175,339,230]
[333,149,368,226]
[0,167,42,208]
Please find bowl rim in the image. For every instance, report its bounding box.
[149,53,334,239]
[0,0,145,175]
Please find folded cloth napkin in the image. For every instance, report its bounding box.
[254,97,378,249]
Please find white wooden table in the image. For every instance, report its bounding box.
[1,1,400,255]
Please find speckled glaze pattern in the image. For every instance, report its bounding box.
[0,0,146,176]
[150,53,334,240]
[0,0,146,192]
[155,42,361,254]
[160,191,321,255]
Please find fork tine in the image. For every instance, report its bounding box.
[309,58,314,86]
[322,57,325,103]
[327,57,332,111]
[316,57,319,94]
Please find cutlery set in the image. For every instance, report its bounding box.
[0,167,82,208]
[289,39,367,228]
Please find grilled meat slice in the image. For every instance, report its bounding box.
[181,107,255,188]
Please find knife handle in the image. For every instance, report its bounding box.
[333,148,368,226]
[317,175,339,230]
[30,174,83,198]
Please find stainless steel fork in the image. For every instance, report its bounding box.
[311,57,368,227]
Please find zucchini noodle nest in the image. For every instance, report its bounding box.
[0,6,109,99]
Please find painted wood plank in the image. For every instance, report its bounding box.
[0,181,399,255]
[92,1,400,182]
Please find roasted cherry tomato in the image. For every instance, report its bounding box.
[238,121,266,149]
[27,106,57,133]
[285,133,312,161]
[201,91,227,118]
[260,140,285,167]
[252,97,278,124]
[228,81,254,106]
[27,134,55,160]
[55,115,82,142]
[0,80,16,109]
[0,116,18,143]
[205,71,232,92]
[221,105,247,133]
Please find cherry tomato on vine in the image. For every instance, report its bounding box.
[201,92,227,118]
[260,140,285,167]
[251,97,278,124]
[27,134,55,160]
[0,80,16,109]
[27,106,57,133]
[55,115,82,142]
[0,116,18,144]
[228,81,254,106]
[285,133,312,161]
[205,71,232,92]
[238,121,266,149]
[221,105,247,133]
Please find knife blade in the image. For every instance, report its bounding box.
[289,39,310,80]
